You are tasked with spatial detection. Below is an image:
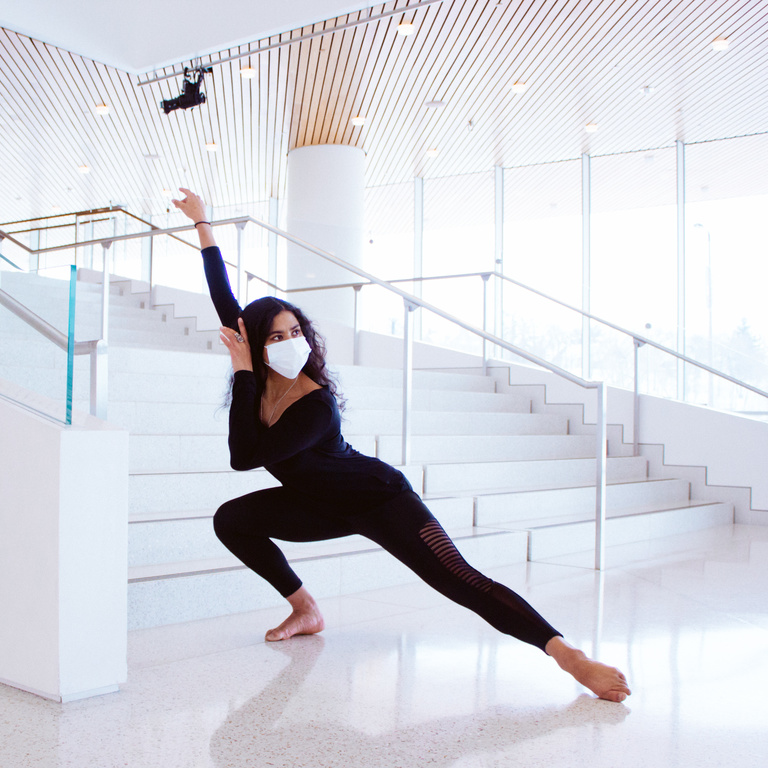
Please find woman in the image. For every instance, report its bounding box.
[173,188,631,703]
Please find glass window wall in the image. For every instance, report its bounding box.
[590,148,677,389]
[503,160,582,376]
[685,134,768,409]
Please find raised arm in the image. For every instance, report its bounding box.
[172,188,240,329]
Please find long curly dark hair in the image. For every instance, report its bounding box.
[228,296,344,409]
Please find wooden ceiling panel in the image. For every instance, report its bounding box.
[1,0,767,226]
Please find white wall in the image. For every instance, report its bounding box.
[0,389,129,702]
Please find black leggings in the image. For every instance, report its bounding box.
[213,488,561,652]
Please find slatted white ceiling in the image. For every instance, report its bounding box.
[0,0,766,225]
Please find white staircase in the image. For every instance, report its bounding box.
[0,270,734,630]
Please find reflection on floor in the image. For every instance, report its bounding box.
[2,525,767,767]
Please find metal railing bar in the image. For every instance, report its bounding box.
[243,272,284,294]
[0,288,96,355]
[491,270,768,399]
[1,219,208,255]
[254,260,768,400]
[0,229,38,253]
[243,217,597,391]
[4,217,112,235]
[0,206,124,228]
[254,272,492,295]
[0,251,23,270]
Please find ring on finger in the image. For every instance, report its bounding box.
[235,333,245,343]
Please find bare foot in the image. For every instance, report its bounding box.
[265,607,325,642]
[545,637,631,703]
[265,586,325,642]
[568,656,631,702]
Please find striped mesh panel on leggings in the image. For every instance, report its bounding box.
[419,519,493,593]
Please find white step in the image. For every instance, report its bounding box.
[424,456,648,494]
[348,388,530,413]
[377,434,595,464]
[128,464,424,516]
[525,501,734,560]
[475,478,692,524]
[343,410,560,437]
[128,496,474,568]
[129,433,379,474]
[126,527,529,630]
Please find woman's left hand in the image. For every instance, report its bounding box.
[220,318,253,372]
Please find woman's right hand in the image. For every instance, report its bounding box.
[172,188,216,249]
[220,318,254,373]
[172,188,206,222]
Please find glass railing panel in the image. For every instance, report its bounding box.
[0,264,79,425]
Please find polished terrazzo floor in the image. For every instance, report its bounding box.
[2,524,767,767]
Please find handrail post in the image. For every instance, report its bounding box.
[595,382,607,571]
[94,240,113,420]
[402,299,418,466]
[90,340,108,420]
[353,284,362,366]
[235,221,247,305]
[147,228,155,292]
[100,241,112,342]
[481,273,490,375]
[633,337,644,457]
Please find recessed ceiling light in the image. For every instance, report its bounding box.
[712,37,729,51]
[240,67,256,79]
[510,82,527,94]
[205,142,218,152]
[94,104,110,116]
[641,85,656,96]
[143,153,161,161]
[585,122,599,133]
[351,115,366,126]
[51,205,61,213]
[425,148,439,158]
[397,22,415,36]
[425,100,446,109]
[78,164,91,174]
[162,189,173,197]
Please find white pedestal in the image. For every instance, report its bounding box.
[0,394,129,702]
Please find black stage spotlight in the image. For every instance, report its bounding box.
[160,66,212,114]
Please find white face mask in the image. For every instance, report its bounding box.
[265,336,311,379]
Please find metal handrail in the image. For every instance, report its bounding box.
[246,265,768,399]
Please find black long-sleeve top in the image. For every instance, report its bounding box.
[201,246,411,509]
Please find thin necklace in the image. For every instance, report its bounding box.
[261,376,300,427]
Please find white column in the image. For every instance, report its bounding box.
[285,145,365,327]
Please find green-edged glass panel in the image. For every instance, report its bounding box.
[0,262,81,425]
